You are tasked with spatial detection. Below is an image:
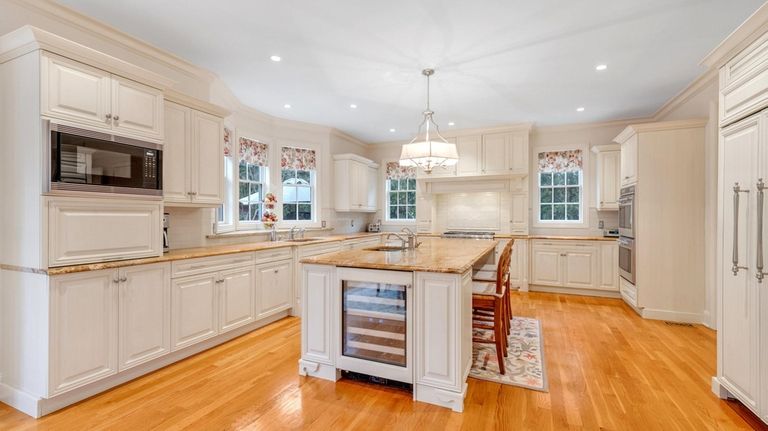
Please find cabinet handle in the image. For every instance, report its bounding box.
[624,176,630,180]
[112,278,120,284]
[120,276,127,282]
[113,115,120,121]
[758,179,766,283]
[560,253,567,257]
[105,113,112,120]
[274,269,279,273]
[733,182,749,276]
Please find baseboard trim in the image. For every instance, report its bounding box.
[529,285,621,298]
[640,308,705,324]
[1,311,290,418]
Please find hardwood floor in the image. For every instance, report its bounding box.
[0,292,757,430]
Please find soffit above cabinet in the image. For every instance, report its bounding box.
[0,25,176,90]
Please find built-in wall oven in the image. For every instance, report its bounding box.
[47,121,162,196]
[618,186,635,238]
[619,236,635,284]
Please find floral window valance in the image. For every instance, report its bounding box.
[537,150,583,173]
[223,127,233,158]
[386,162,416,180]
[239,137,269,166]
[281,146,317,170]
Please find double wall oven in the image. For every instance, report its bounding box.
[48,121,163,196]
[618,186,636,284]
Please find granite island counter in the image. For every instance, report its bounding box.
[298,237,497,412]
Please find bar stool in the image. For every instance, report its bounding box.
[471,240,513,374]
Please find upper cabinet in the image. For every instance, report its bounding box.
[720,32,768,127]
[617,133,638,186]
[431,128,530,178]
[456,135,482,176]
[334,154,379,212]
[163,96,227,207]
[592,145,621,210]
[41,53,164,143]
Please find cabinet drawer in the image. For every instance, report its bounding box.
[253,247,293,264]
[171,252,254,278]
[48,197,162,267]
[298,242,342,258]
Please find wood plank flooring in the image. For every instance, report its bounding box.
[0,292,758,430]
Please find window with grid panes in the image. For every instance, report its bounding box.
[282,168,314,221]
[539,170,582,222]
[239,161,266,222]
[387,177,416,220]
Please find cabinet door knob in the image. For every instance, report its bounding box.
[274,269,279,273]
[112,278,120,284]
[113,115,120,121]
[105,113,112,120]
[120,276,127,282]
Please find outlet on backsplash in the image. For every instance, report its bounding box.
[598,220,604,229]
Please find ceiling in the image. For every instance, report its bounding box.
[57,0,764,142]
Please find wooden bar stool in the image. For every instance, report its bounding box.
[471,240,513,374]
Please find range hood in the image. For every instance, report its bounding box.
[419,175,525,194]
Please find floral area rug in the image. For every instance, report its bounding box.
[469,316,548,392]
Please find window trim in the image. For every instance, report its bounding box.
[537,171,583,223]
[385,178,417,222]
[532,144,589,229]
[280,167,316,223]
[380,159,416,226]
[237,160,268,229]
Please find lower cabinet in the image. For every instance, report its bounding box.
[171,273,219,350]
[530,240,617,291]
[256,258,293,318]
[118,263,171,371]
[219,266,257,333]
[50,270,119,396]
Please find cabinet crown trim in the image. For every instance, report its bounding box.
[332,153,378,167]
[590,144,620,153]
[613,119,708,144]
[0,25,175,90]
[164,90,230,117]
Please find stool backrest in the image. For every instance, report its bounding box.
[495,239,514,295]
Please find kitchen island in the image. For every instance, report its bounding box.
[298,237,497,412]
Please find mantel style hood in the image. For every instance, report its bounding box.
[419,174,526,194]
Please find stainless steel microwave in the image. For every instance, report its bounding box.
[48,122,162,196]
[618,185,635,238]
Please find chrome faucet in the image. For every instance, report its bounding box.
[385,233,408,249]
[289,226,299,240]
[401,227,421,249]
[299,227,306,239]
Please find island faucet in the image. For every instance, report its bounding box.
[401,227,421,249]
[385,232,408,249]
[289,226,299,240]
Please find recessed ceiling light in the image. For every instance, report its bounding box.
[270,55,282,62]
[576,107,585,112]
[448,121,455,126]
[595,64,607,71]
[284,104,291,109]
[389,128,396,133]
[350,104,358,109]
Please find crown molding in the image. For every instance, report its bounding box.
[613,118,708,144]
[701,2,768,70]
[651,68,718,121]
[165,89,230,117]
[329,129,371,149]
[0,25,175,89]
[9,0,216,83]
[332,153,377,167]
[533,117,649,133]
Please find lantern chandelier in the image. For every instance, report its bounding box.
[398,68,458,174]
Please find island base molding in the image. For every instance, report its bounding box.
[0,312,289,418]
[414,382,468,413]
[297,359,340,381]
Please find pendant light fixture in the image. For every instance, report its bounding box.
[399,68,458,174]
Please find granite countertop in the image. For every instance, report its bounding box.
[416,233,617,242]
[19,232,384,276]
[300,237,498,274]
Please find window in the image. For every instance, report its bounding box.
[385,162,416,221]
[216,127,235,231]
[281,146,317,222]
[537,150,583,223]
[239,161,266,222]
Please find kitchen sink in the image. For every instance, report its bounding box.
[364,245,407,252]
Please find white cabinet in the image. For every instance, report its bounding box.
[720,33,768,127]
[482,133,509,175]
[508,132,529,175]
[47,196,162,267]
[333,154,378,212]
[163,101,224,206]
[295,242,342,316]
[619,134,638,186]
[456,135,481,176]
[49,270,118,395]
[118,263,171,371]
[509,194,529,234]
[256,259,294,318]
[219,266,257,333]
[509,239,528,290]
[594,149,621,210]
[171,273,219,350]
[41,53,163,142]
[300,264,335,366]
[530,240,615,291]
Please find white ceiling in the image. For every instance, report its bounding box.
[58,0,764,142]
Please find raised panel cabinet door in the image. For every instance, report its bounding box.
[456,135,481,176]
[301,265,334,364]
[508,133,529,175]
[509,193,528,234]
[50,270,118,395]
[481,133,509,175]
[171,273,219,350]
[192,110,224,205]
[350,161,365,210]
[257,259,294,317]
[219,266,256,333]
[719,116,760,410]
[598,151,621,209]
[563,246,599,289]
[48,197,162,267]
[531,246,562,286]
[118,263,171,371]
[163,102,192,203]
[620,134,638,186]
[110,76,164,141]
[366,165,378,211]
[41,54,111,130]
[598,243,619,291]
